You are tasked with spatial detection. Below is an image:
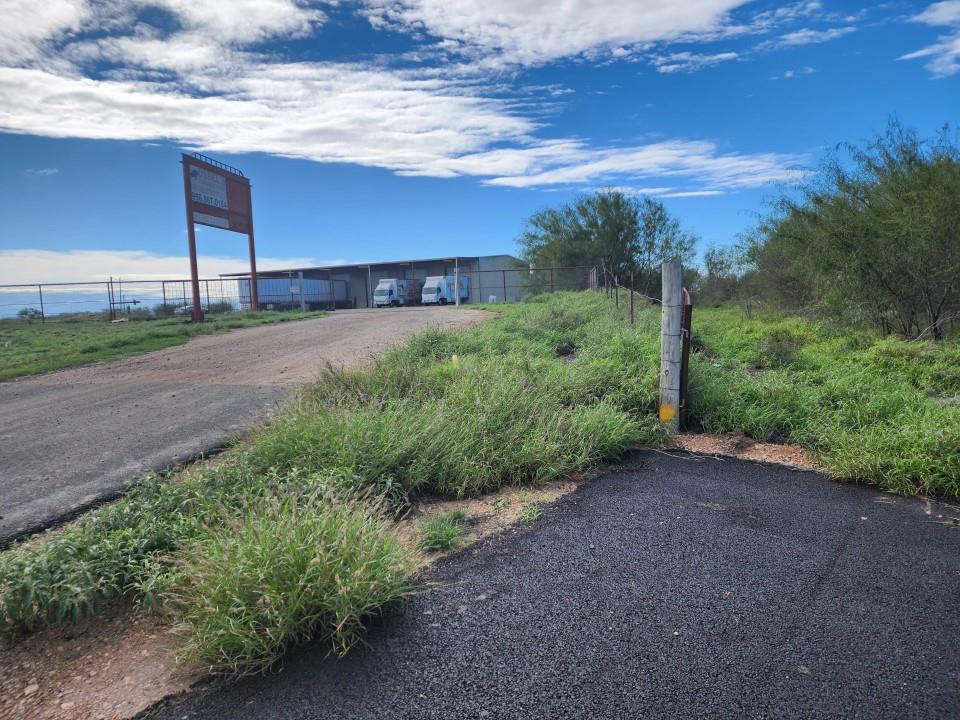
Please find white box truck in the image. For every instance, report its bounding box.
[373,278,424,307]
[421,275,470,305]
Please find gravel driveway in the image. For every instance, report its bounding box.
[0,307,486,545]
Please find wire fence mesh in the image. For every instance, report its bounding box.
[0,266,598,321]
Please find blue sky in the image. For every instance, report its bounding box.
[0,0,958,283]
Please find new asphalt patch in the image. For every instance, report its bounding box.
[143,450,960,719]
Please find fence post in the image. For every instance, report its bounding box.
[629,272,634,325]
[298,271,306,312]
[38,284,45,322]
[614,277,619,309]
[679,289,693,429]
[502,270,507,303]
[659,262,683,433]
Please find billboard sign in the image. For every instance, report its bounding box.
[181,153,259,320]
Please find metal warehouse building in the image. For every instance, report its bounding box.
[222,254,532,309]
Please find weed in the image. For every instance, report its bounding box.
[519,503,543,524]
[420,510,467,551]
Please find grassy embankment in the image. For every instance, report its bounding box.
[0,311,327,381]
[689,306,960,498]
[1,293,957,675]
[0,293,661,674]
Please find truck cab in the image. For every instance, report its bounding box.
[373,279,397,307]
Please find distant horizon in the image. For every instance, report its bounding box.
[2,1,958,284]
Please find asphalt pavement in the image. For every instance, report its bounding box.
[0,308,485,545]
[143,450,960,720]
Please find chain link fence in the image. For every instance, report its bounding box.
[0,266,597,321]
[0,277,346,321]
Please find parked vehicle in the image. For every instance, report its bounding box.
[421,275,470,305]
[373,278,424,307]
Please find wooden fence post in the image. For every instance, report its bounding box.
[659,262,683,433]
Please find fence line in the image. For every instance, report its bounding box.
[0,265,599,320]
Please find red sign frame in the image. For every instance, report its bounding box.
[181,153,259,321]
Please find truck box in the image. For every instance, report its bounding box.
[421,275,470,305]
[373,278,424,307]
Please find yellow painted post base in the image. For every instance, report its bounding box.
[658,403,678,424]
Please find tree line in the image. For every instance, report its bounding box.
[518,120,959,340]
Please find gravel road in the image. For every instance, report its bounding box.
[0,308,486,545]
[144,451,960,720]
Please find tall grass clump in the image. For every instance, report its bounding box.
[420,510,467,551]
[168,488,418,675]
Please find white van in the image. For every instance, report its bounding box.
[373,278,424,307]
[421,276,470,305]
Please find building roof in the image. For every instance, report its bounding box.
[219,256,482,278]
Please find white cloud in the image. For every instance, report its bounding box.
[651,51,738,73]
[901,1,960,77]
[914,1,960,25]
[0,249,324,285]
[0,0,89,64]
[362,0,750,65]
[662,190,726,198]
[769,65,816,79]
[24,167,60,176]
[0,0,806,196]
[768,26,856,48]
[475,140,803,190]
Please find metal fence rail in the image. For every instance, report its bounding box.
[0,277,346,320]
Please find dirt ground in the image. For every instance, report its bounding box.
[670,431,821,471]
[0,307,487,545]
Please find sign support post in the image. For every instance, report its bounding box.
[181,153,257,322]
[181,159,204,323]
[245,181,259,311]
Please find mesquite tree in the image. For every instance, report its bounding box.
[518,190,696,295]
[751,121,960,339]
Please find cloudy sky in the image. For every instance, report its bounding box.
[0,0,957,282]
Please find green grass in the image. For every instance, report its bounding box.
[168,488,418,675]
[518,503,543,524]
[0,292,661,673]
[420,510,467,551]
[4,292,956,674]
[688,306,960,498]
[0,310,327,381]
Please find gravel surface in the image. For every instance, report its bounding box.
[144,451,960,720]
[0,308,486,545]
